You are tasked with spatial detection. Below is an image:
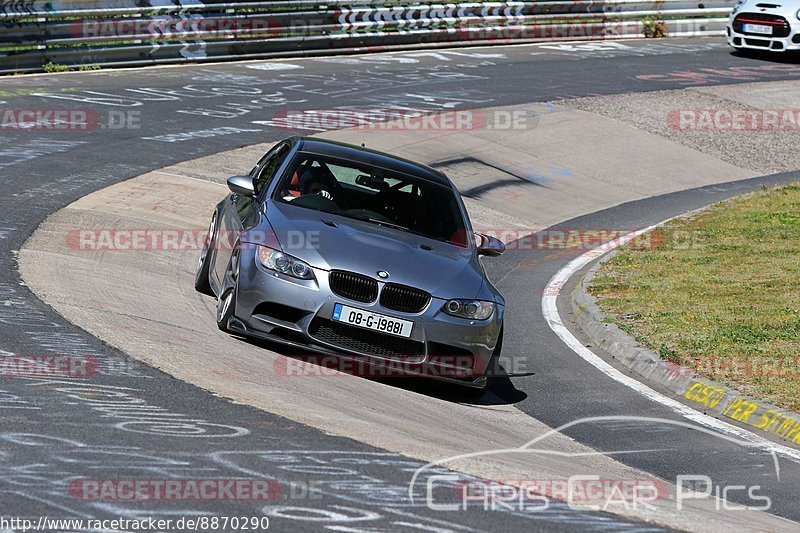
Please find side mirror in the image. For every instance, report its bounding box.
[475,233,505,256]
[227,175,255,197]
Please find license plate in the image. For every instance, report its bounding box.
[743,23,772,35]
[332,303,413,338]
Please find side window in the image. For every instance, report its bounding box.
[253,144,289,195]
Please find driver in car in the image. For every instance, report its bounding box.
[281,164,337,203]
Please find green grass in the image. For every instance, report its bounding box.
[590,183,800,411]
[42,61,71,73]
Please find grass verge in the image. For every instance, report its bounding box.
[590,183,800,411]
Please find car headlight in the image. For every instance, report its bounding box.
[731,0,745,14]
[443,299,494,320]
[256,246,315,280]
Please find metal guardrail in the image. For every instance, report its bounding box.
[1,1,734,73]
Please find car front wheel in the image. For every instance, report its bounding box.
[216,288,236,332]
[216,245,241,333]
[194,213,217,296]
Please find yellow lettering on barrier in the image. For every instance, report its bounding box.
[683,382,725,409]
[754,409,779,432]
[774,418,800,441]
[683,382,702,401]
[723,397,742,416]
[785,421,800,442]
[776,418,796,439]
[723,397,758,424]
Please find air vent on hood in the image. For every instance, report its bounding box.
[756,3,780,7]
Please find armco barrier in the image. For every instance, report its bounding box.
[0,1,733,73]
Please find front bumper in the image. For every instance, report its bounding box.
[727,21,800,52]
[231,246,503,384]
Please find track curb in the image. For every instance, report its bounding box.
[569,233,800,449]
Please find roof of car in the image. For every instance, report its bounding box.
[295,137,450,187]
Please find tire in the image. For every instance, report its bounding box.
[216,288,236,333]
[216,245,241,333]
[194,213,216,296]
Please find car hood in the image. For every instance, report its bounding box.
[265,201,485,299]
[732,0,798,18]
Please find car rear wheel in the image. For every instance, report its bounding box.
[194,213,216,296]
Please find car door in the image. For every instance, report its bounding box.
[211,142,291,290]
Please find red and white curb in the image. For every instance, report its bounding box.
[541,222,800,463]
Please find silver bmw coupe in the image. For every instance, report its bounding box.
[195,136,505,390]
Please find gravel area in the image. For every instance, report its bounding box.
[561,81,800,175]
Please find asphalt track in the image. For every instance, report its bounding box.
[3,38,800,530]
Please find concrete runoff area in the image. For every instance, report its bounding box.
[20,89,800,530]
[563,80,800,175]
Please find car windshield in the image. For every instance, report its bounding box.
[273,152,469,246]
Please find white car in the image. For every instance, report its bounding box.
[727,0,800,52]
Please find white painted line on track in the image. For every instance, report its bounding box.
[542,222,800,463]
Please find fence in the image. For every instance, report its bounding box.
[0,1,734,73]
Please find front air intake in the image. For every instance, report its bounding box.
[329,270,378,303]
[380,283,431,313]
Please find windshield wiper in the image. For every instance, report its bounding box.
[345,212,411,233]
[367,218,410,233]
